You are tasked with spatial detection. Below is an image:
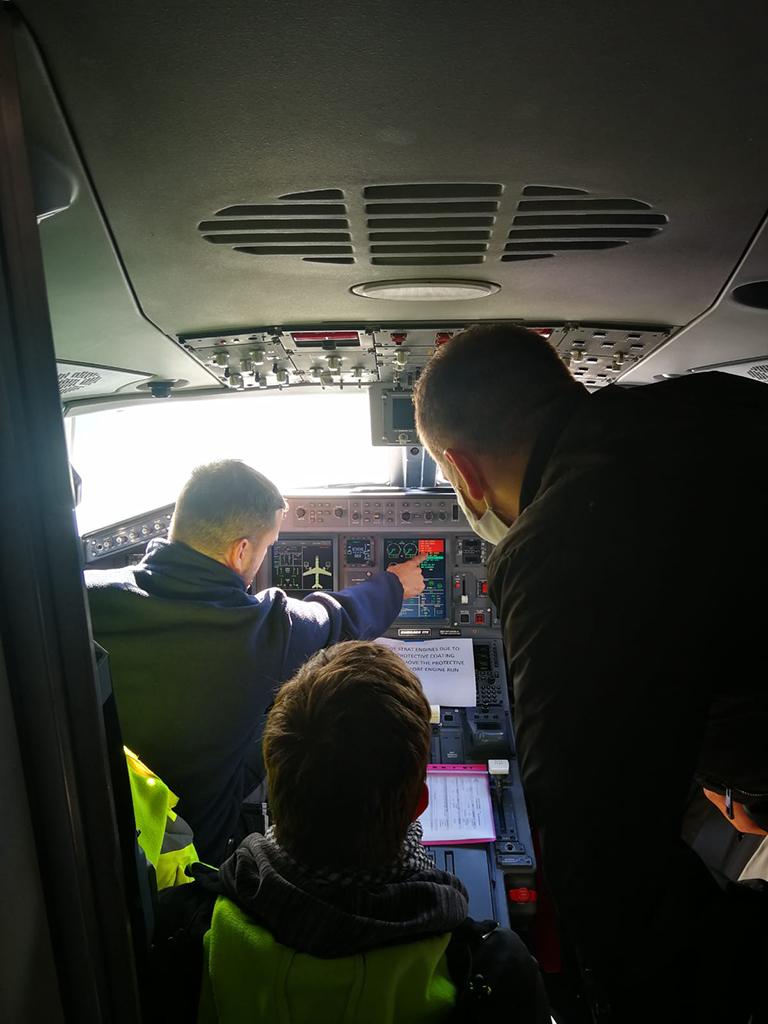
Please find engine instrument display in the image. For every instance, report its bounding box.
[271,538,335,597]
[344,537,375,566]
[384,537,447,620]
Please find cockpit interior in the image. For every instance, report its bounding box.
[2,2,768,1022]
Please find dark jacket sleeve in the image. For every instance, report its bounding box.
[278,571,403,679]
[488,478,752,1018]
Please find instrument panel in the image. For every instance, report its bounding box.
[270,492,496,637]
[264,531,494,636]
[251,494,498,638]
[82,491,500,637]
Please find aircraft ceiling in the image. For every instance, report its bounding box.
[12,0,768,405]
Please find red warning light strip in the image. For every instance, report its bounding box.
[290,331,360,342]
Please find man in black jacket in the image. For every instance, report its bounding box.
[86,460,425,864]
[413,324,768,1022]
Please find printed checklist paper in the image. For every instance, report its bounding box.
[419,764,496,845]
[374,637,476,707]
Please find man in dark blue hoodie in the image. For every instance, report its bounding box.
[86,460,425,863]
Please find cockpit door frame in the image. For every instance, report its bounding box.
[0,8,142,1021]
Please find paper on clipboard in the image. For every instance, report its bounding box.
[374,637,476,707]
[419,764,496,845]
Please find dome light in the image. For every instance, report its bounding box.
[351,279,500,301]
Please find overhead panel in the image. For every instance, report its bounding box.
[180,322,670,394]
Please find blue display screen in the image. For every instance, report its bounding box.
[384,537,447,620]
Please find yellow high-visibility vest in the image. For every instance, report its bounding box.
[125,746,199,889]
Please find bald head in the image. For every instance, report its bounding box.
[414,324,582,460]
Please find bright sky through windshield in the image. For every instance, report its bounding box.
[69,391,393,534]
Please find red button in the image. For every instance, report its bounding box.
[508,887,537,904]
[475,612,485,625]
[481,581,488,594]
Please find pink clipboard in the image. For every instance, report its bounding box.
[419,763,496,846]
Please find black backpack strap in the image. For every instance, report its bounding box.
[447,918,552,1024]
[144,869,221,1023]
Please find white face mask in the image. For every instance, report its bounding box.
[449,472,511,546]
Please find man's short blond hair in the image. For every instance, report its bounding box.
[170,460,286,557]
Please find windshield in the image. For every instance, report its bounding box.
[68,391,393,534]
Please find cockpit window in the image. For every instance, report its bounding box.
[68,391,392,533]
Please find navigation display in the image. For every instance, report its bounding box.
[385,537,447,620]
[272,538,335,597]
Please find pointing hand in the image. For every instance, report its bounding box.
[387,553,427,599]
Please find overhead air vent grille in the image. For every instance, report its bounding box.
[364,183,501,266]
[58,368,102,395]
[199,182,667,269]
[57,362,153,400]
[690,356,768,383]
[198,189,354,264]
[503,185,668,261]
